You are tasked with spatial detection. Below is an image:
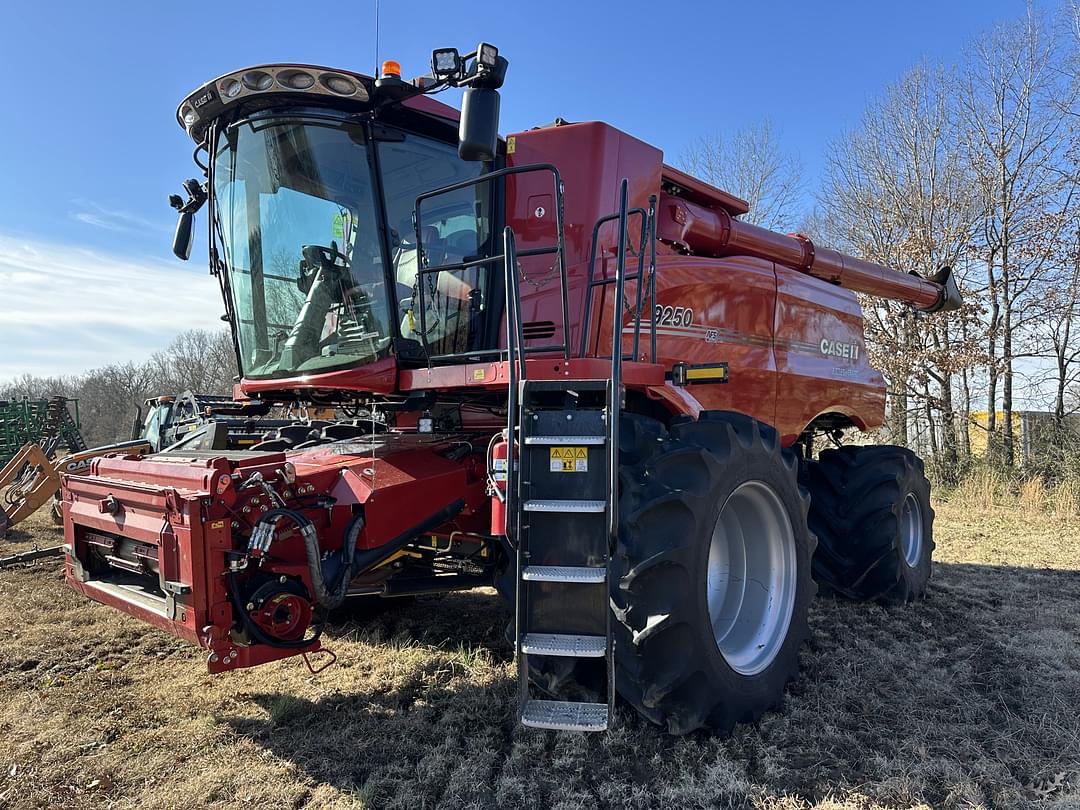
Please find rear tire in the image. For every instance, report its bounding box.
[800,445,934,602]
[612,411,816,735]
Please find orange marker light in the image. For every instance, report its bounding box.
[381,60,401,78]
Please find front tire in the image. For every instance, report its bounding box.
[800,445,934,602]
[612,412,816,735]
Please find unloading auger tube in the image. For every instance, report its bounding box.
[659,194,963,313]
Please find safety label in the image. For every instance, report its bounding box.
[549,446,588,473]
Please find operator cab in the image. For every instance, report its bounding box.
[170,48,509,389]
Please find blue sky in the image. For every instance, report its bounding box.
[0,0,1040,378]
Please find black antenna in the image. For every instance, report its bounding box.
[374,0,380,74]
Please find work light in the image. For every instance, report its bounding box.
[477,43,498,68]
[431,48,461,79]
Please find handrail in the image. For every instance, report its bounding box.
[608,179,630,543]
[503,228,527,383]
[503,226,524,666]
[646,195,657,364]
[578,208,645,357]
[578,195,658,363]
[413,163,570,366]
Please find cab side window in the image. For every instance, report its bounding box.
[378,132,493,356]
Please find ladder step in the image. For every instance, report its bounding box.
[521,632,606,657]
[522,565,606,583]
[523,499,606,513]
[523,435,606,445]
[521,699,609,732]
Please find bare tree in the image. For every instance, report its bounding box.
[147,329,238,395]
[0,374,75,402]
[1028,221,1080,423]
[681,119,805,231]
[818,62,982,477]
[2,329,238,447]
[959,10,1078,465]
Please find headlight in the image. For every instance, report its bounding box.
[242,70,273,91]
[320,73,356,95]
[278,69,315,90]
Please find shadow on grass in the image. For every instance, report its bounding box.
[223,562,1080,809]
[1,513,64,552]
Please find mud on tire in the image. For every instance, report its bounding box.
[800,445,934,603]
[612,411,816,735]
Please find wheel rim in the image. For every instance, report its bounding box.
[706,481,797,676]
[899,492,923,567]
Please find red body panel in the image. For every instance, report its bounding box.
[503,122,885,442]
[773,267,884,443]
[229,118,891,441]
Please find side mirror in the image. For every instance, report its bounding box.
[169,179,207,261]
[172,210,194,260]
[458,87,500,162]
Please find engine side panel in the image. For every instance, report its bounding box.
[646,254,777,427]
[773,267,885,443]
[615,253,885,443]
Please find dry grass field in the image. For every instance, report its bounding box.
[0,487,1078,809]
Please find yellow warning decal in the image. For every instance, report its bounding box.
[549,446,588,473]
[506,136,516,154]
[472,368,486,381]
[210,520,225,530]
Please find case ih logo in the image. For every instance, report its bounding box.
[820,339,860,361]
[192,89,216,108]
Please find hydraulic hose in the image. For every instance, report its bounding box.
[226,498,467,649]
[347,498,466,576]
[249,507,359,611]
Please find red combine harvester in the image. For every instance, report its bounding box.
[60,46,960,734]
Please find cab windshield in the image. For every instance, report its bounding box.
[213,113,391,379]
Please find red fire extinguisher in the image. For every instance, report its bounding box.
[488,429,517,536]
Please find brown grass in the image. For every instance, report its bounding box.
[0,498,1078,809]
[951,468,1080,525]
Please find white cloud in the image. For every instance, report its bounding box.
[0,233,226,379]
[69,199,170,234]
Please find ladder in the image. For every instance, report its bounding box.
[514,378,615,731]
[504,178,641,732]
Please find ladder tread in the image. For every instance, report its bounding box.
[521,632,606,657]
[521,699,609,732]
[523,435,606,445]
[523,499,606,513]
[522,565,606,583]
